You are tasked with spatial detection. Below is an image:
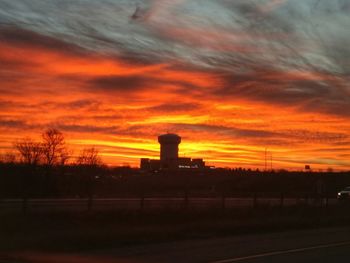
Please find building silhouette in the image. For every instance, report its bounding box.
[159,133,181,163]
[140,133,206,171]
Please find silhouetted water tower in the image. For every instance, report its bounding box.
[158,133,181,162]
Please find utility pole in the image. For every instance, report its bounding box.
[265,148,267,172]
[270,152,273,171]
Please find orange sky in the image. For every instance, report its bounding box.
[1,1,350,171]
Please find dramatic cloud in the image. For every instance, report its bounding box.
[0,0,349,170]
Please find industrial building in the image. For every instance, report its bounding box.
[140,133,206,171]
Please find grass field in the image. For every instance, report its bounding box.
[2,205,350,253]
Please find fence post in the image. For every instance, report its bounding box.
[280,193,284,208]
[140,195,145,211]
[305,194,309,205]
[87,195,93,212]
[221,193,226,212]
[184,189,189,210]
[22,197,28,215]
[253,193,258,208]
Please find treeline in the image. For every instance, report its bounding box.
[1,129,350,199]
[1,161,350,199]
[0,129,108,198]
[2,128,102,167]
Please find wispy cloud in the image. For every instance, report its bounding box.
[0,0,350,169]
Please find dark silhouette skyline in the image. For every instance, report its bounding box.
[141,133,206,171]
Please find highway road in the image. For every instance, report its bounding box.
[5,227,350,263]
[210,242,350,263]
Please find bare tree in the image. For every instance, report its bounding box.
[42,129,68,167]
[14,138,43,166]
[77,147,102,167]
[76,147,102,207]
[0,152,17,164]
[59,148,72,166]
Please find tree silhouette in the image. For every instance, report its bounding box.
[14,138,43,166]
[76,147,102,202]
[42,129,68,167]
[77,147,102,167]
[0,152,17,164]
[13,138,43,202]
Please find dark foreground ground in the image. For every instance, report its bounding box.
[2,205,350,251]
[3,226,350,263]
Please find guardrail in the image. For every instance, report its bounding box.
[0,196,338,214]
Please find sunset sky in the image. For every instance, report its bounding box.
[0,0,350,170]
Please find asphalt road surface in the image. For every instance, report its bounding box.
[210,242,350,263]
[4,226,350,263]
